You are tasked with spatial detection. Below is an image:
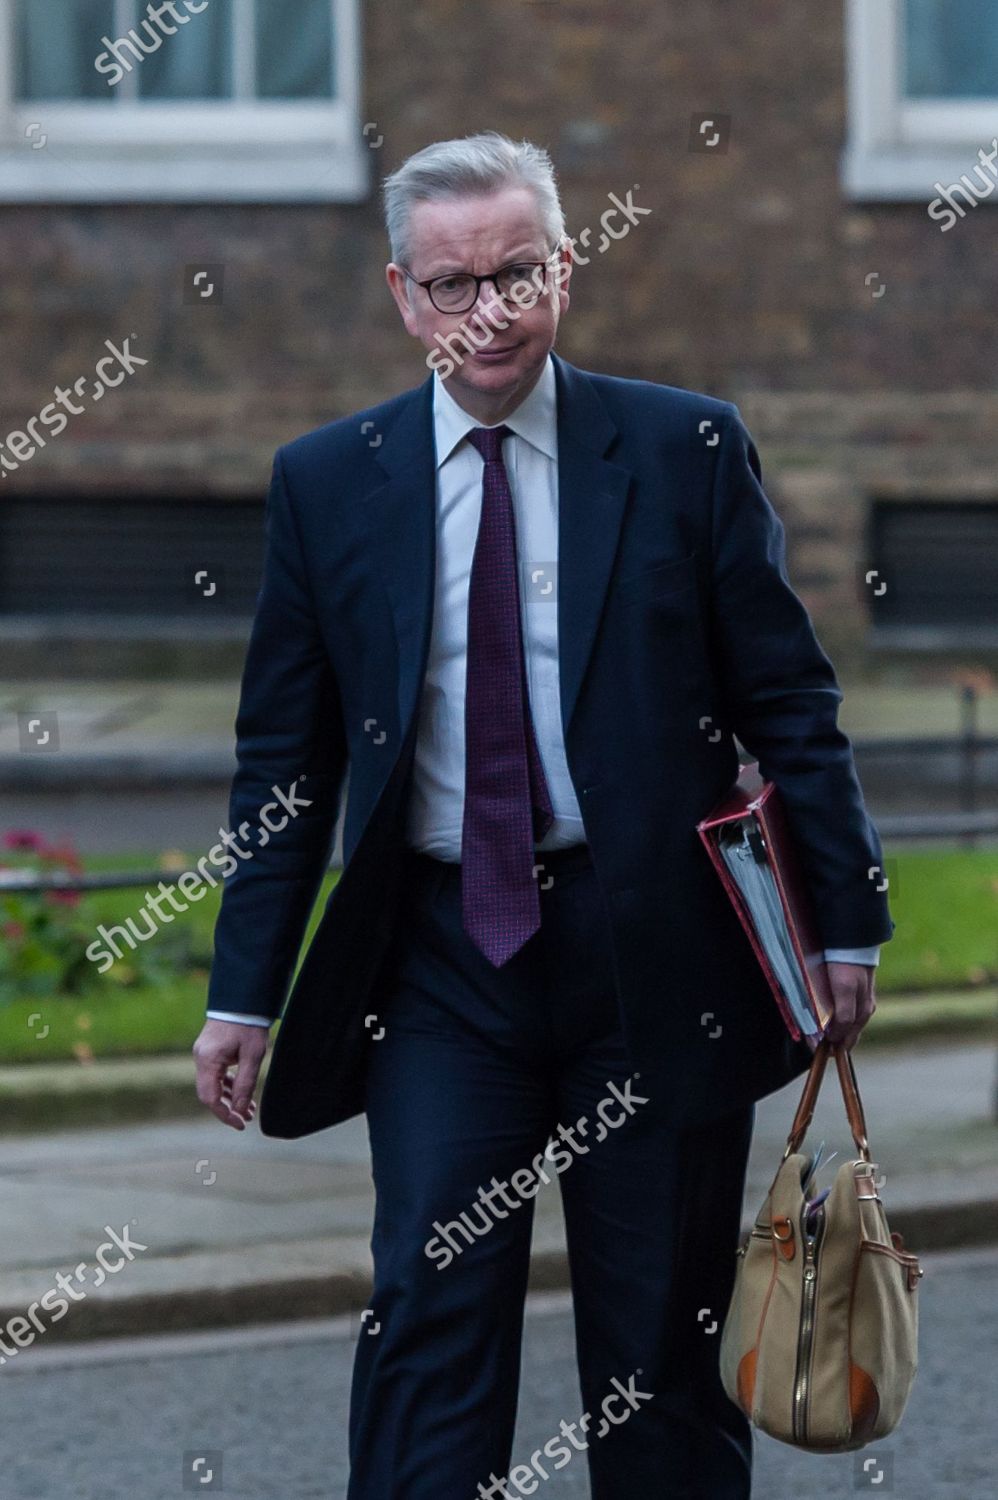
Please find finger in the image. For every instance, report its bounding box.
[844,991,872,1040]
[198,1063,247,1129]
[217,1082,256,1118]
[825,1014,851,1044]
[232,1053,263,1118]
[206,1092,244,1128]
[218,1074,253,1127]
[195,1058,226,1111]
[830,984,859,1040]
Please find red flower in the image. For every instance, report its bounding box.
[3,830,44,852]
[45,890,82,908]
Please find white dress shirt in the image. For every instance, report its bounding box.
[208,354,877,1028]
[403,351,583,859]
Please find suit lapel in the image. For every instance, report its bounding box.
[360,375,438,738]
[362,351,633,750]
[550,352,633,738]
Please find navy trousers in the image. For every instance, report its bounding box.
[347,841,755,1499]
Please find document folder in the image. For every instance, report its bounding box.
[696,761,834,1045]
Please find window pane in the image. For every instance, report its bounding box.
[255,0,335,99]
[138,0,233,99]
[15,0,116,101]
[904,0,998,98]
[0,497,264,618]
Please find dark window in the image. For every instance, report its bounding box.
[869,500,998,643]
[14,0,336,102]
[0,497,264,618]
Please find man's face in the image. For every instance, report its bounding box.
[386,185,572,419]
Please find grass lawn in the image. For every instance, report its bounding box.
[1,847,996,1064]
[0,854,339,1065]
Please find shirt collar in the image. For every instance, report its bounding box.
[432,350,558,469]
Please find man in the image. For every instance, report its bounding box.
[193,131,893,1498]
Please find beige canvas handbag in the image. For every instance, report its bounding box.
[720,1039,922,1452]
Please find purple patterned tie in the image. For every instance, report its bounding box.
[461,424,555,966]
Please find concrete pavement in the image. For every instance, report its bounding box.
[1,1037,996,1344]
[3,1253,997,1498]
[2,991,995,1135]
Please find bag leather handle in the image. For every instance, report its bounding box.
[783,1038,872,1162]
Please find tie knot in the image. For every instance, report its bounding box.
[467,424,512,465]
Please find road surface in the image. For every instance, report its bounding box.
[2,1246,995,1498]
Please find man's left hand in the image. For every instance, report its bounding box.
[823,961,877,1050]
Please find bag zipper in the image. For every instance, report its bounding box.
[792,1200,826,1442]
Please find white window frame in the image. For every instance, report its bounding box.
[844,0,998,200]
[0,0,369,201]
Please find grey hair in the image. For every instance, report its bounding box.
[381,130,566,272]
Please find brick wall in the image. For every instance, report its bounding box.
[3,0,997,661]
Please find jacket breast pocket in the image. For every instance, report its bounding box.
[614,551,699,607]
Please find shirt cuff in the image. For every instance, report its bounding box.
[823,946,880,967]
[205,1010,274,1028]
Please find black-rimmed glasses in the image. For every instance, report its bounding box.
[400,246,561,314]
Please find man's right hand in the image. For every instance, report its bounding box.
[193,1019,270,1130]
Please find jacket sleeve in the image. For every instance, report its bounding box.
[205,447,348,1021]
[707,404,895,950]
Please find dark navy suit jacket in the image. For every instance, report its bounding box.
[206,351,895,1139]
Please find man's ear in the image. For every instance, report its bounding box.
[552,242,573,312]
[386,264,419,336]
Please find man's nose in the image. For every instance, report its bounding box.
[473,276,508,324]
